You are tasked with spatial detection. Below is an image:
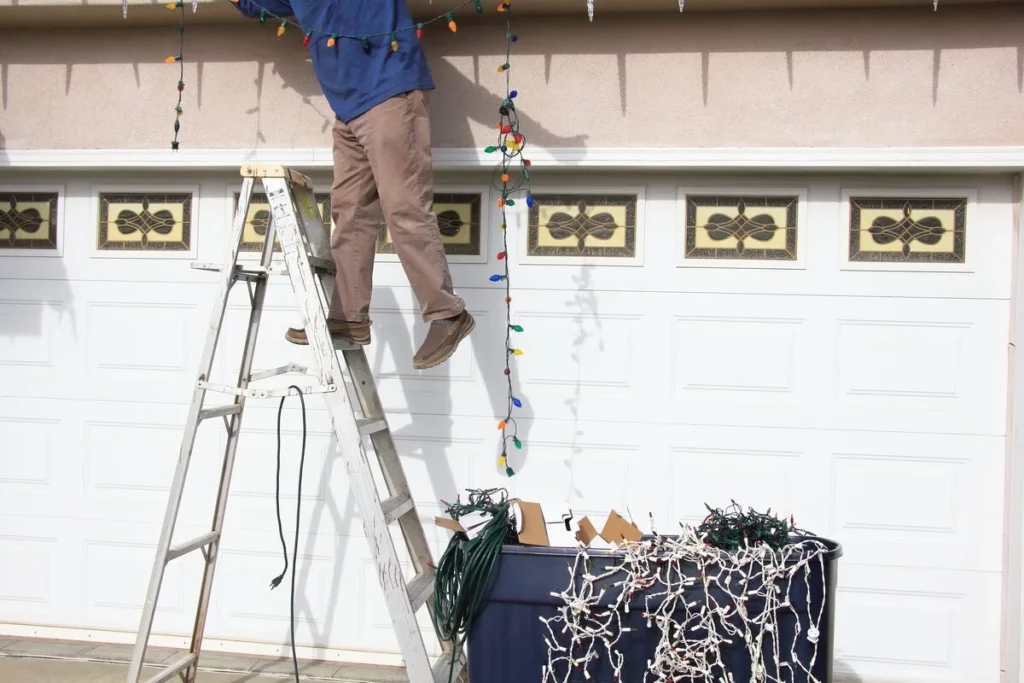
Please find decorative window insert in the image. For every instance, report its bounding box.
[0,192,60,252]
[234,192,331,253]
[523,190,644,265]
[376,191,487,263]
[684,195,799,261]
[675,188,807,270]
[97,192,193,253]
[848,196,966,264]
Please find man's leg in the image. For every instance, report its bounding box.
[349,90,474,370]
[285,117,378,346]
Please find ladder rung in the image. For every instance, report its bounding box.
[357,418,389,437]
[166,531,220,562]
[381,493,414,524]
[198,405,242,421]
[308,255,336,274]
[432,651,464,683]
[407,572,435,612]
[142,652,197,683]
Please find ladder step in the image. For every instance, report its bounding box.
[407,572,435,612]
[332,337,362,351]
[431,650,464,683]
[198,405,242,421]
[356,418,389,438]
[142,652,197,683]
[166,531,220,562]
[381,493,415,524]
[308,255,336,274]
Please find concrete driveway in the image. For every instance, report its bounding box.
[0,637,409,683]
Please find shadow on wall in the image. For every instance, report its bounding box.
[211,6,1024,134]
[367,286,534,481]
[0,165,77,344]
[183,16,591,152]
[275,284,534,657]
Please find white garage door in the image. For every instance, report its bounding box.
[0,168,1012,682]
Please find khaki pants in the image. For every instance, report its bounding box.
[328,89,465,323]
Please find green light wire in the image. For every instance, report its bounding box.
[239,0,483,42]
[432,489,518,683]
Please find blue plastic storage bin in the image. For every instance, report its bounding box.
[467,536,842,683]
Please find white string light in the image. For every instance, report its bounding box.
[540,525,830,683]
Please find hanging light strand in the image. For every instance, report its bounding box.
[487,0,531,477]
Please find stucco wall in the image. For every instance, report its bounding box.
[1,5,1022,151]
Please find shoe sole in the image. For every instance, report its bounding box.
[285,331,371,346]
[412,314,476,370]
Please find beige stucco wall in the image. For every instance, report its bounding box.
[1,5,1022,151]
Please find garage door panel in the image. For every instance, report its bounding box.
[827,431,1003,572]
[79,519,210,638]
[0,170,1012,677]
[0,515,65,627]
[0,285,77,396]
[657,424,1001,572]
[834,565,1001,683]
[495,287,1006,435]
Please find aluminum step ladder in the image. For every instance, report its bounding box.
[126,164,460,683]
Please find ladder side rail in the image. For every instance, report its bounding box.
[126,177,258,683]
[344,350,448,651]
[290,183,338,324]
[343,351,434,572]
[291,180,449,655]
[182,190,280,683]
[264,178,435,683]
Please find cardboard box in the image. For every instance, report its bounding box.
[599,510,643,547]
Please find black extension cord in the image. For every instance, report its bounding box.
[269,385,307,683]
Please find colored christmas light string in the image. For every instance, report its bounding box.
[540,508,830,683]
[166,2,186,150]
[486,0,532,477]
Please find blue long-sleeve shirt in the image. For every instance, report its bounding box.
[232,0,435,123]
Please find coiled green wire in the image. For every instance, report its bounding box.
[432,489,519,683]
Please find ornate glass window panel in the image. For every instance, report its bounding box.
[527,194,638,260]
[848,197,966,264]
[98,192,192,251]
[684,195,798,261]
[0,193,59,250]
[376,192,482,257]
[235,192,331,252]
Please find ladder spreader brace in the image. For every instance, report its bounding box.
[126,164,461,683]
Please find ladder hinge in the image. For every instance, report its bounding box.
[198,379,337,400]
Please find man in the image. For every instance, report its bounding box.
[231,0,474,370]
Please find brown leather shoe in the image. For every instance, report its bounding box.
[284,319,371,346]
[413,310,475,370]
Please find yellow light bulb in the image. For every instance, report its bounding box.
[498,456,507,467]
[277,24,286,36]
[512,348,524,356]
[391,39,398,52]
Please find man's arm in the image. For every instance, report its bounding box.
[231,0,295,19]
